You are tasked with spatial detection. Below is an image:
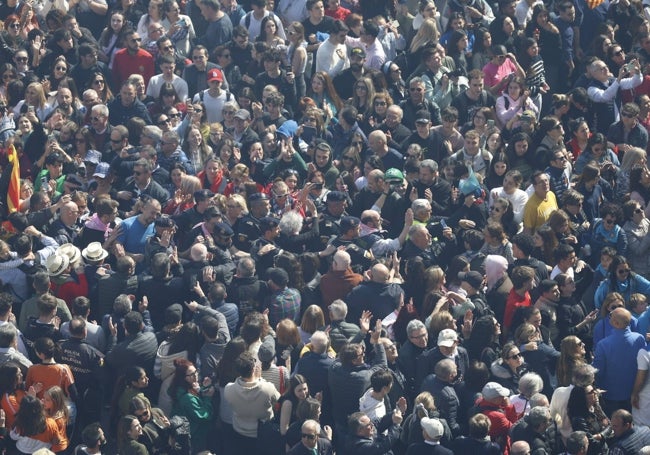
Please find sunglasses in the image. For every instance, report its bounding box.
[169,113,181,118]
[93,79,104,85]
[91,116,102,122]
[613,50,624,56]
[54,66,67,71]
[342,156,354,161]
[15,56,27,62]
[131,37,142,42]
[110,138,122,143]
[9,23,20,29]
[508,353,522,360]
[617,269,631,274]
[636,208,644,214]
[301,434,317,440]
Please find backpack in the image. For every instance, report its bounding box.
[198,89,232,102]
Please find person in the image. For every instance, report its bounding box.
[116,414,149,455]
[593,308,645,416]
[609,409,650,455]
[345,410,403,455]
[567,385,609,455]
[523,170,558,235]
[404,416,453,454]
[287,419,333,455]
[10,394,67,454]
[475,382,519,454]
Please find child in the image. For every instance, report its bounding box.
[629,293,648,319]
[43,386,70,453]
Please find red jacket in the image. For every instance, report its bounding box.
[476,397,518,455]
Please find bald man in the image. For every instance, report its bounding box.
[345,263,404,324]
[47,201,80,245]
[368,130,403,170]
[594,307,646,416]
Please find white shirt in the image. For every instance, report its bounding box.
[240,10,287,41]
[315,39,349,77]
[146,74,189,101]
[192,89,231,123]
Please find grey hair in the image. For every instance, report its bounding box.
[302,419,321,436]
[91,104,108,117]
[411,198,431,213]
[142,125,162,143]
[529,392,549,408]
[572,364,597,387]
[638,447,650,455]
[518,372,544,398]
[433,358,456,380]
[420,159,438,172]
[310,331,329,353]
[527,406,551,429]
[565,431,588,454]
[328,299,348,321]
[279,211,304,236]
[407,319,426,337]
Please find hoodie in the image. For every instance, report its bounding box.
[359,389,386,422]
[223,377,280,438]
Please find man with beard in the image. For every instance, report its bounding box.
[234,193,270,251]
[405,160,452,216]
[312,191,348,251]
[250,217,281,276]
[333,47,366,101]
[401,110,446,163]
[50,87,84,125]
[400,77,441,130]
[115,197,162,272]
[112,30,155,89]
[183,45,218,98]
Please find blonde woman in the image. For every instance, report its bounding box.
[408,19,440,74]
[14,82,51,121]
[164,174,201,215]
[224,193,248,228]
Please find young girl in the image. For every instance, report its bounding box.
[43,386,70,453]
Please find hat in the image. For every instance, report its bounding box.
[420,417,444,439]
[381,60,394,76]
[384,168,404,182]
[415,110,431,124]
[277,120,298,138]
[46,253,69,276]
[258,339,276,362]
[65,174,84,187]
[260,216,279,233]
[459,271,483,289]
[267,267,289,287]
[57,243,81,265]
[520,110,536,122]
[350,47,366,58]
[482,382,511,400]
[82,242,109,262]
[214,222,234,237]
[326,191,346,203]
[249,192,269,202]
[93,162,110,178]
[207,68,224,82]
[155,215,176,229]
[194,189,215,201]
[437,328,458,347]
[234,109,251,120]
[84,149,102,165]
[340,216,360,232]
[165,303,183,325]
[45,153,63,165]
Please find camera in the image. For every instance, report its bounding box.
[444,69,464,78]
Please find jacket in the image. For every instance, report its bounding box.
[223,377,279,438]
[476,397,519,455]
[420,376,462,437]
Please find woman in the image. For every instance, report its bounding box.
[164,162,187,198]
[575,133,620,176]
[593,291,636,346]
[566,117,592,162]
[117,414,149,455]
[26,338,76,402]
[346,77,374,122]
[466,315,502,366]
[129,395,172,455]
[42,386,70,453]
[606,43,627,75]
[169,358,214,453]
[214,47,241,95]
[182,125,212,173]
[514,318,560,397]
[222,194,247,229]
[298,108,332,147]
[481,221,514,264]
[588,204,628,268]
[197,154,227,194]
[407,19,440,75]
[484,151,508,190]
[13,82,51,121]
[336,146,362,178]
[286,22,307,99]
[150,82,182,118]
[490,15,516,52]
[400,391,452,447]
[214,338,247,454]
[446,29,470,77]
[47,56,69,93]
[114,366,150,418]
[534,116,565,169]
[510,372,544,417]
[556,335,588,387]
[595,253,650,310]
[490,342,527,395]
[257,15,287,57]
[461,107,496,143]
[0,63,17,99]
[136,0,163,41]
[575,162,606,224]
[471,28,491,70]
[496,77,538,130]
[589,35,612,61]
[0,363,29,431]
[556,273,596,346]
[278,374,310,436]
[485,255,513,325]
[275,319,303,372]
[517,37,548,113]
[548,209,581,247]
[524,5,561,92]
[532,225,557,266]
[567,385,610,455]
[98,10,128,67]
[298,305,325,344]
[10,394,66,454]
[0,15,26,63]
[504,133,535,187]
[161,0,195,58]
[615,147,646,202]
[364,92,392,133]
[629,166,650,217]
[622,199,650,278]
[383,60,407,104]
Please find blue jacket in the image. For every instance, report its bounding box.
[593,326,646,401]
[594,274,650,310]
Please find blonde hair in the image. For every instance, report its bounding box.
[180,175,201,196]
[410,19,440,53]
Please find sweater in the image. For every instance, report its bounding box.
[223,377,280,438]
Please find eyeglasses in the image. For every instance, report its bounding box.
[617,269,631,274]
[2,73,14,80]
[110,138,123,143]
[496,54,506,59]
[410,333,427,340]
[135,409,150,418]
[275,193,288,198]
[91,116,102,121]
[355,85,367,90]
[15,56,27,62]
[185,370,198,377]
[169,113,181,118]
[554,155,567,161]
[9,23,20,29]
[622,112,637,118]
[490,206,502,213]
[613,50,624,56]
[508,353,522,359]
[301,434,317,440]
[351,141,363,147]
[157,119,170,125]
[54,66,67,71]
[374,101,387,106]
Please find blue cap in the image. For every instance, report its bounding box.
[277,120,299,138]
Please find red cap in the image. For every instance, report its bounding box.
[207,68,223,82]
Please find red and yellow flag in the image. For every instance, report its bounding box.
[6,144,19,213]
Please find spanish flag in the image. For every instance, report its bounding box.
[6,144,19,214]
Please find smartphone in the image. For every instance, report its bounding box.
[440,218,448,229]
[27,105,34,114]
[312,183,323,190]
[487,119,495,128]
[301,125,317,143]
[48,133,56,143]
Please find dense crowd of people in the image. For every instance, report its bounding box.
[4,0,650,453]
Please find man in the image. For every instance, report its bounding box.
[406,416,453,454]
[64,13,98,48]
[534,279,561,347]
[329,106,367,158]
[264,267,301,328]
[544,145,571,202]
[241,0,287,41]
[47,201,80,246]
[173,189,216,244]
[476,382,519,453]
[0,323,31,373]
[155,35,191,76]
[302,0,335,70]
[401,223,455,270]
[587,59,643,134]
[19,271,71,333]
[594,308,645,415]
[115,197,162,268]
[315,20,349,77]
[107,81,152,126]
[554,1,577,86]
[327,299,362,352]
[421,358,463,437]
[193,68,233,123]
[288,419,333,455]
[294,331,335,400]
[398,320,428,401]
[88,104,111,153]
[250,217,281,273]
[511,233,549,284]
[523,170,558,234]
[71,44,109,92]
[511,406,553,454]
[199,0,233,54]
[346,410,403,454]
[348,21,385,70]
[503,265,535,337]
[417,328,469,391]
[112,30,155,89]
[146,54,188,100]
[451,69,496,125]
[232,109,260,151]
[420,46,465,109]
[368,130,403,171]
[117,160,169,213]
[227,257,267,320]
[379,105,411,149]
[320,250,363,311]
[406,160,452,216]
[450,130,492,177]
[400,77,441,130]
[607,102,649,152]
[157,131,194,174]
[346,263,404,324]
[334,45,367,100]
[609,409,650,455]
[105,310,158,378]
[183,45,218,98]
[224,351,279,451]
[38,28,78,77]
[564,431,589,455]
[254,50,296,113]
[76,423,107,455]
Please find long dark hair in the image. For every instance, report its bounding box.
[14,395,46,436]
[216,337,247,387]
[609,255,635,289]
[0,363,21,395]
[567,385,591,422]
[466,316,500,361]
[168,358,195,401]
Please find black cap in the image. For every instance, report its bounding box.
[458,271,483,289]
[340,216,360,232]
[214,222,234,237]
[249,192,269,202]
[327,191,346,203]
[194,189,215,201]
[165,303,183,324]
[266,267,289,287]
[415,110,431,124]
[260,216,279,233]
[45,153,64,165]
[155,215,176,229]
[65,174,84,187]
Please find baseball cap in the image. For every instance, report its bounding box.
[437,328,458,347]
[350,47,366,58]
[420,417,444,439]
[267,267,289,287]
[234,109,251,120]
[482,382,511,400]
[415,110,431,124]
[458,271,483,289]
[340,216,360,232]
[93,162,110,178]
[207,68,223,82]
